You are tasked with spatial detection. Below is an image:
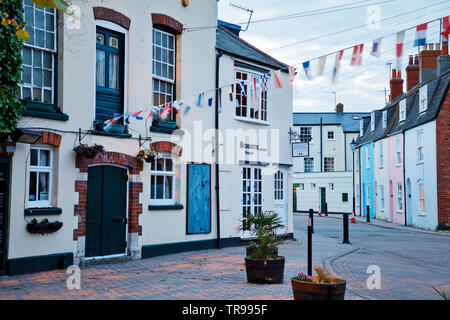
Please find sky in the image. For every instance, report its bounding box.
[215,0,449,113]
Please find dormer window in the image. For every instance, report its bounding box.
[382,111,387,128]
[419,85,428,113]
[370,112,375,131]
[399,100,406,122]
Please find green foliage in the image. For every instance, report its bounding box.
[314,265,332,284]
[237,211,285,260]
[0,0,26,134]
[294,272,313,283]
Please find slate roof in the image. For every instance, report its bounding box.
[293,112,370,133]
[355,68,450,147]
[216,24,289,71]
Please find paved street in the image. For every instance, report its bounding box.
[0,214,448,300]
[294,214,450,300]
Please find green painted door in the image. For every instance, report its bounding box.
[0,156,10,274]
[320,187,326,212]
[86,166,127,258]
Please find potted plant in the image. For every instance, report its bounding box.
[291,265,347,300]
[136,149,160,163]
[26,218,63,235]
[73,143,105,159]
[237,211,285,284]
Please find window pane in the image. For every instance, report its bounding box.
[35,9,44,29]
[150,175,155,199]
[44,70,52,87]
[33,87,42,101]
[45,13,54,31]
[25,26,34,46]
[31,149,38,166]
[35,29,45,47]
[108,53,119,89]
[45,32,54,50]
[43,52,52,69]
[22,87,32,100]
[38,172,49,200]
[43,89,52,104]
[96,50,106,87]
[33,50,42,67]
[164,176,173,199]
[23,48,32,65]
[155,31,161,45]
[33,68,42,87]
[165,159,173,172]
[156,158,164,171]
[29,171,37,201]
[39,149,50,167]
[22,66,32,85]
[156,175,164,199]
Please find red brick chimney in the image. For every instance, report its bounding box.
[419,43,441,83]
[390,69,404,102]
[405,55,419,91]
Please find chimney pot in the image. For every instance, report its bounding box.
[408,55,413,65]
[442,41,449,56]
[392,69,397,79]
[436,43,441,51]
[390,68,404,102]
[414,55,419,65]
[397,70,402,79]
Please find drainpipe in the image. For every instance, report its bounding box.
[344,132,347,172]
[402,132,407,226]
[215,51,222,249]
[320,118,323,172]
[359,147,362,216]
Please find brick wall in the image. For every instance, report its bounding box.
[93,7,131,30]
[436,87,450,226]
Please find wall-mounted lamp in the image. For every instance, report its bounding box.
[5,139,16,156]
[11,128,42,144]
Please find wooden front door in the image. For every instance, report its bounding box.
[274,170,287,233]
[95,27,125,123]
[86,166,127,258]
[186,164,211,234]
[320,187,326,213]
[0,156,9,274]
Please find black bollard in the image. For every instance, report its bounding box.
[309,208,314,234]
[366,205,370,222]
[307,217,312,276]
[343,213,350,244]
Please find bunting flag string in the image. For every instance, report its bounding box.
[302,61,313,80]
[316,56,326,76]
[350,44,364,66]
[414,23,428,47]
[332,50,344,84]
[274,70,283,89]
[370,38,382,58]
[396,30,406,70]
[442,16,449,41]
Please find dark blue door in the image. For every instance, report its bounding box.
[187,164,211,234]
[95,27,124,122]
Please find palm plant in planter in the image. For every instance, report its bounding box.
[73,143,105,159]
[136,149,160,163]
[291,265,347,300]
[237,211,285,284]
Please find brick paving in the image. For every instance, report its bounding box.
[0,231,353,300]
[1,214,448,300]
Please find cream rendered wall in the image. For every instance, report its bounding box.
[373,138,390,221]
[9,0,218,259]
[217,54,293,240]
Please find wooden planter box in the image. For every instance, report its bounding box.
[291,276,346,300]
[103,124,127,134]
[153,119,177,129]
[245,256,285,284]
[24,100,55,112]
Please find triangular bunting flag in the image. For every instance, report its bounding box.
[316,56,326,76]
[274,70,283,89]
[302,61,313,80]
[414,23,428,47]
[351,44,364,66]
[370,38,382,58]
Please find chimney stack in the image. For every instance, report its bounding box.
[437,40,450,76]
[405,54,420,91]
[419,43,441,83]
[390,69,404,102]
[335,103,344,113]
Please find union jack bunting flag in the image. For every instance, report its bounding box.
[260,73,270,92]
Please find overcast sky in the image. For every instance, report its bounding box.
[216,0,448,113]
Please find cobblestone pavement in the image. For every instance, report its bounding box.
[1,214,447,300]
[294,214,450,300]
[0,229,353,300]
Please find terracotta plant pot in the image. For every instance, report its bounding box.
[291,276,346,300]
[245,256,285,284]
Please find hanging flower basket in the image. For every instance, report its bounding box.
[137,149,160,163]
[73,143,105,159]
[26,219,63,235]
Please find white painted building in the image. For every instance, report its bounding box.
[292,109,369,214]
[216,21,294,245]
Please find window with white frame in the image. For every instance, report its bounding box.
[298,183,304,191]
[366,148,370,169]
[379,141,384,168]
[396,137,402,166]
[380,185,385,211]
[20,1,57,104]
[419,182,425,213]
[329,183,334,191]
[419,85,428,113]
[417,130,424,163]
[299,127,312,143]
[150,154,175,205]
[327,131,335,140]
[29,146,53,208]
[382,111,387,128]
[304,157,314,173]
[235,71,267,121]
[242,167,263,231]
[324,157,335,172]
[397,183,403,211]
[152,28,176,121]
[399,100,406,122]
[311,183,316,191]
[274,170,284,200]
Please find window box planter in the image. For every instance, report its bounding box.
[291,276,346,300]
[26,220,63,235]
[103,124,127,134]
[23,100,55,112]
[152,119,177,129]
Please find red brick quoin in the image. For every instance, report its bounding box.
[93,7,131,30]
[36,131,62,148]
[73,152,144,241]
